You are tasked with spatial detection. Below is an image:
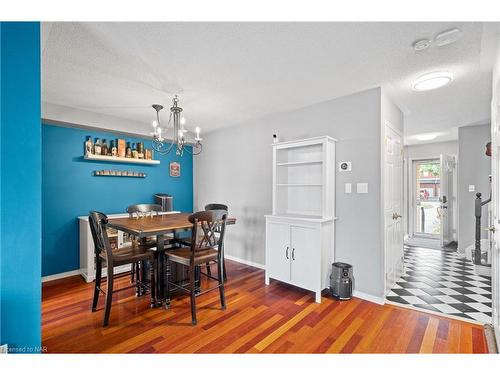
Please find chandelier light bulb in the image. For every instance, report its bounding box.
[152,120,158,128]
[180,116,186,126]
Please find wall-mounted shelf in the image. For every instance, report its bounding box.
[94,170,146,178]
[276,160,323,166]
[84,154,160,165]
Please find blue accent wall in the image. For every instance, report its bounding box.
[0,22,41,351]
[42,123,193,277]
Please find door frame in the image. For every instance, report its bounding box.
[408,157,442,240]
[382,120,404,297]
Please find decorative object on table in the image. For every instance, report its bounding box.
[117,139,126,157]
[94,138,102,155]
[150,95,202,156]
[93,169,146,178]
[169,161,180,177]
[85,136,94,156]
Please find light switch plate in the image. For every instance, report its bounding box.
[345,183,352,194]
[357,183,368,194]
[469,185,475,192]
[338,161,352,172]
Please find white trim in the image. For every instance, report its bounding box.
[353,290,385,305]
[495,323,500,353]
[42,269,81,283]
[386,299,487,326]
[225,254,265,270]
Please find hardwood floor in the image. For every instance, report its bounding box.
[42,260,488,353]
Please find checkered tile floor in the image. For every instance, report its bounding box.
[387,246,492,324]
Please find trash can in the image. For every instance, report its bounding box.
[330,262,353,300]
[154,193,173,212]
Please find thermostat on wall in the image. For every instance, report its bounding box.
[338,161,352,172]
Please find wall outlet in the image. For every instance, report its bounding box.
[345,183,352,194]
[357,182,369,194]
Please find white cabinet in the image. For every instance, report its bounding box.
[265,136,336,303]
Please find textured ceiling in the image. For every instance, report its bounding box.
[41,22,500,144]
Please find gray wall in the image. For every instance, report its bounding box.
[195,87,394,299]
[458,124,491,252]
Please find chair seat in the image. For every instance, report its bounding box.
[100,244,155,266]
[165,246,219,266]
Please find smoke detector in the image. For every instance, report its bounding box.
[413,38,432,51]
[435,28,462,47]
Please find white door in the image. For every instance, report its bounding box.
[491,98,500,345]
[290,225,320,292]
[266,221,290,283]
[440,154,455,247]
[384,123,404,295]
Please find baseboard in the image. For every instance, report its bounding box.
[225,254,265,270]
[353,290,385,305]
[42,269,81,283]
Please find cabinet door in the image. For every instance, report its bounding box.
[266,221,291,282]
[290,225,320,291]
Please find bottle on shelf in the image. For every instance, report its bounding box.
[137,142,144,159]
[101,139,108,156]
[110,140,117,157]
[126,142,132,158]
[94,138,102,155]
[131,143,138,159]
[84,136,93,156]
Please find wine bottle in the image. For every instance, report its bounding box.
[101,139,108,156]
[94,138,101,155]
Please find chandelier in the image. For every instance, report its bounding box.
[151,96,202,156]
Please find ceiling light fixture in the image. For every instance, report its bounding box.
[412,71,453,91]
[150,96,202,156]
[415,133,438,141]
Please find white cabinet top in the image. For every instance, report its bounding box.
[272,135,338,148]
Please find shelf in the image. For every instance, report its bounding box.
[94,172,146,178]
[276,183,323,187]
[84,154,160,165]
[276,160,323,166]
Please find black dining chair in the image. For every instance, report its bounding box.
[89,211,156,326]
[165,209,228,325]
[204,203,228,281]
[126,204,166,284]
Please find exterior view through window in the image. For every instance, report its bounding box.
[414,160,441,236]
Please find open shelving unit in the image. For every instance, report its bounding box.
[84,154,160,165]
[273,136,336,219]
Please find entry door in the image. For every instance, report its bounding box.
[440,154,455,247]
[384,123,404,295]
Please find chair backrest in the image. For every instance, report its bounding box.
[127,203,163,218]
[205,203,228,212]
[188,210,228,263]
[88,211,114,266]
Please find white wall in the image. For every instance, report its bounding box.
[404,141,459,240]
[195,87,401,300]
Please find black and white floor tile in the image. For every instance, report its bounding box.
[387,246,492,324]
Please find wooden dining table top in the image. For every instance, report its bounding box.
[107,212,236,237]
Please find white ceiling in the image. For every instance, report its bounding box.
[41,22,500,144]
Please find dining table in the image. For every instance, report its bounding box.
[107,212,236,308]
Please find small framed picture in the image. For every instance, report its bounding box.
[169,162,180,177]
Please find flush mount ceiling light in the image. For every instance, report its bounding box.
[415,133,438,141]
[412,71,453,91]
